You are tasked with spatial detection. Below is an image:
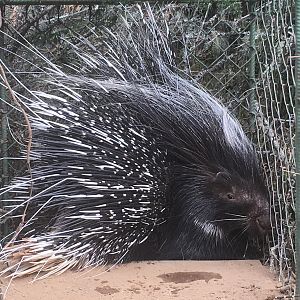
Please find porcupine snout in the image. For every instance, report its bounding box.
[248,198,272,236]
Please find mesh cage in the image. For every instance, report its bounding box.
[0,0,295,292]
[254,0,295,284]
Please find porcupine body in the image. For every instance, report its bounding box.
[1,5,270,277]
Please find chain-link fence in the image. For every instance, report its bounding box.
[0,0,295,293]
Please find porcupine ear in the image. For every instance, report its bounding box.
[210,172,235,200]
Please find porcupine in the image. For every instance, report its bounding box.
[0,5,270,277]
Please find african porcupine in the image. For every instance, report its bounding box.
[0,4,270,277]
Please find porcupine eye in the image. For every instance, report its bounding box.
[210,172,237,202]
[226,193,234,200]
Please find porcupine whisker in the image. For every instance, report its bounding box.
[225,213,248,218]
[211,218,246,223]
[231,224,251,244]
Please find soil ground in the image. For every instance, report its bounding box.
[1,260,279,299]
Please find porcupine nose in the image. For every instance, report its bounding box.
[256,214,271,233]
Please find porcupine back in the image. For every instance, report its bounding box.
[0,5,267,278]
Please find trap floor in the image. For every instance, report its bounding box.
[2,260,279,299]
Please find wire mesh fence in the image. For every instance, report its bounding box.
[254,0,295,286]
[0,0,295,293]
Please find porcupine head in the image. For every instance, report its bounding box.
[155,113,271,260]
